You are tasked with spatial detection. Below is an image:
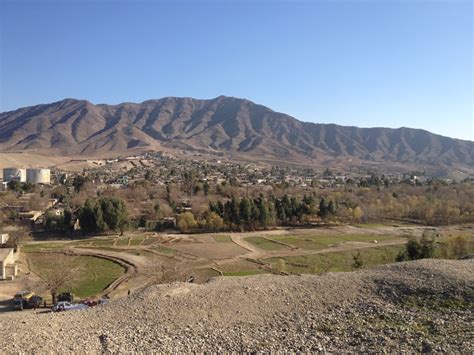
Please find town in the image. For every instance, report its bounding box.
[1,152,472,238]
[0,152,472,292]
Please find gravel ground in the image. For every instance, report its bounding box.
[0,259,472,353]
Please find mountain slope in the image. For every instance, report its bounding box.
[0,96,472,169]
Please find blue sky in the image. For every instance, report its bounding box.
[0,0,472,141]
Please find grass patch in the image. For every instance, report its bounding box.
[142,237,161,246]
[212,235,232,243]
[265,245,404,274]
[125,249,156,258]
[21,243,68,253]
[151,245,176,254]
[90,239,115,247]
[75,246,124,252]
[223,269,266,277]
[269,234,396,250]
[354,223,389,229]
[69,240,93,247]
[115,238,130,246]
[27,253,125,298]
[129,237,145,246]
[245,236,288,251]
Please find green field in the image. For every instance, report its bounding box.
[130,236,145,246]
[21,243,68,252]
[268,234,396,250]
[90,239,115,247]
[27,253,125,298]
[212,235,232,243]
[245,236,289,251]
[223,269,267,277]
[265,245,404,274]
[151,245,176,254]
[115,237,130,246]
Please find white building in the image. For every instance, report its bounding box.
[0,234,9,244]
[26,168,51,184]
[3,168,27,182]
[0,248,18,280]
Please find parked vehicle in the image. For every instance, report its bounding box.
[52,301,89,312]
[57,292,74,303]
[13,291,42,310]
[81,298,109,307]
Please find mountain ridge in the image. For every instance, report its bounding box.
[0,96,472,170]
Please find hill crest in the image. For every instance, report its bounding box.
[0,96,472,171]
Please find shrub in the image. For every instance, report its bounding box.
[177,212,197,232]
[396,230,436,262]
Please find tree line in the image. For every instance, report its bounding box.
[206,194,339,232]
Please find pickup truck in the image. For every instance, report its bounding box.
[51,301,89,312]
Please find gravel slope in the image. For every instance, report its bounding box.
[0,259,472,353]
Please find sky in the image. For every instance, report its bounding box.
[0,0,472,141]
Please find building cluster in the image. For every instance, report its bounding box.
[61,152,462,193]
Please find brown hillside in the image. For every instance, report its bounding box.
[0,96,472,169]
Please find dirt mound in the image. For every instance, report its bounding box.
[0,259,472,353]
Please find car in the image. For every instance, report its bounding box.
[51,301,89,312]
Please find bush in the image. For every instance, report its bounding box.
[205,212,224,232]
[396,230,436,261]
[440,236,469,259]
[451,236,468,258]
[177,212,197,232]
[352,252,364,269]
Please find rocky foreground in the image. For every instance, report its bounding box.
[0,259,472,353]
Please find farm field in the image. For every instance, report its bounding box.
[267,233,396,250]
[265,245,405,274]
[13,224,474,300]
[27,253,125,298]
[245,236,290,251]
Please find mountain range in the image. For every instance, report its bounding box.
[0,96,472,171]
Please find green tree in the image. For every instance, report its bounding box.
[7,180,21,192]
[78,197,128,234]
[78,199,100,233]
[328,200,337,215]
[72,175,88,193]
[257,196,270,228]
[100,197,128,234]
[63,209,72,229]
[318,198,329,218]
[154,202,161,217]
[396,231,437,261]
[239,197,252,225]
[144,170,154,181]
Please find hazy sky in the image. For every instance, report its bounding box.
[1,0,472,141]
